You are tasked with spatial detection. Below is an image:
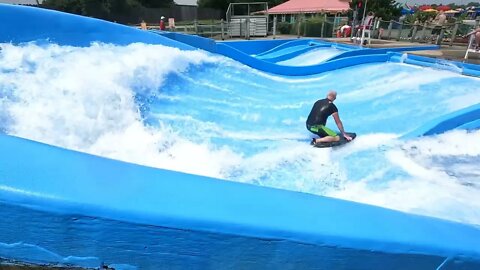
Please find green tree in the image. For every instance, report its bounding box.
[137,0,174,8]
[446,3,458,10]
[42,0,173,19]
[197,0,230,12]
[350,0,401,21]
[43,0,82,14]
[198,0,288,14]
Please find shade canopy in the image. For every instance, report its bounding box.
[267,0,351,14]
[436,5,451,11]
[419,5,432,11]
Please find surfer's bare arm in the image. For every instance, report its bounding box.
[332,112,352,141]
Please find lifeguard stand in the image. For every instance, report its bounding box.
[464,34,479,60]
[359,27,372,45]
[353,16,374,46]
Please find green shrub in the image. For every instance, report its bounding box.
[277,22,292,34]
[303,17,333,37]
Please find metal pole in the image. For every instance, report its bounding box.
[273,16,277,39]
[411,23,418,43]
[221,19,225,40]
[303,14,307,37]
[420,22,428,43]
[437,26,445,45]
[386,20,393,39]
[361,0,368,26]
[449,22,459,46]
[397,22,403,41]
[296,14,301,37]
[321,13,325,38]
[351,8,357,39]
[333,13,337,37]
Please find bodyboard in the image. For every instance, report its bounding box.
[312,132,356,148]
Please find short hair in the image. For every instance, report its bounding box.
[327,91,337,99]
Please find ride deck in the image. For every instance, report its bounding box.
[312,132,356,148]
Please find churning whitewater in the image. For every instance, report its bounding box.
[1,42,480,225]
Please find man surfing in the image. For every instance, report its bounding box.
[306,90,352,145]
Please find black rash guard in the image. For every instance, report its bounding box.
[306,98,338,126]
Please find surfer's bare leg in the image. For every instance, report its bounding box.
[315,135,340,143]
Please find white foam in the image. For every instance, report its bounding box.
[341,63,461,103]
[2,42,480,226]
[277,48,343,66]
[328,130,480,225]
[0,43,240,178]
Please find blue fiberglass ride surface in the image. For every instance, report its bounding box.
[160,31,440,75]
[2,133,480,269]
[1,3,480,269]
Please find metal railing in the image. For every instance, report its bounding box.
[137,20,227,40]
[372,17,480,46]
[135,17,480,46]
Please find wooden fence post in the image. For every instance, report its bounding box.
[396,22,403,41]
[420,22,428,43]
[449,22,459,46]
[411,23,418,42]
[386,20,393,39]
[437,27,445,45]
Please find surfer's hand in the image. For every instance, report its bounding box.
[344,134,352,141]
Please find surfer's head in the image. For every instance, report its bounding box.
[327,90,337,102]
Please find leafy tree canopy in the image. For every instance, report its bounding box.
[42,0,174,19]
[198,0,288,14]
[349,0,401,21]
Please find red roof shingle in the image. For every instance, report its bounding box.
[268,0,350,14]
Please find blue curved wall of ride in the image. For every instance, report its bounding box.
[387,53,480,136]
[160,32,391,76]
[2,134,480,269]
[1,4,480,269]
[402,103,480,138]
[159,31,442,76]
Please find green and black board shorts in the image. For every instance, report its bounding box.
[307,124,338,137]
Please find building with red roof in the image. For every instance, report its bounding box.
[268,0,351,15]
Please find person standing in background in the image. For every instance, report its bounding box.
[160,16,166,31]
[431,11,446,42]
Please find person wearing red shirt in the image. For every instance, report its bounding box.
[160,16,166,31]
